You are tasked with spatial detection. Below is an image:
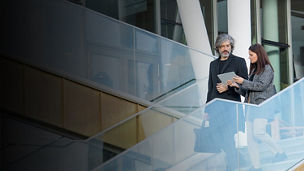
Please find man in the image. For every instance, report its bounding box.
[205,34,248,171]
[207,34,248,103]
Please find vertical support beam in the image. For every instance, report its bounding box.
[228,0,251,69]
[263,0,281,90]
[176,0,213,103]
[176,0,212,55]
[154,0,161,35]
[286,0,294,84]
[255,0,262,44]
[213,0,218,48]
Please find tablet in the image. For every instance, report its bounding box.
[217,72,237,84]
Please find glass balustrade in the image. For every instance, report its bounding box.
[96,78,304,171]
[86,79,207,169]
[6,73,304,171]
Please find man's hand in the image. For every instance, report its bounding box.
[216,83,228,93]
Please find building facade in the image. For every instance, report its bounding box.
[82,0,304,91]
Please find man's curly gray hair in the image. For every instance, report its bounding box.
[215,34,235,55]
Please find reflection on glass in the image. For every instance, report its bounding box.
[98,78,304,171]
[87,82,204,168]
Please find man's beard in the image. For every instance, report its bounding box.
[220,51,230,58]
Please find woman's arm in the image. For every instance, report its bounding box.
[240,65,273,91]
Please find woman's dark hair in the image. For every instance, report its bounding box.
[249,43,273,75]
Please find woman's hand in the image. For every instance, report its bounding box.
[227,80,233,86]
[233,76,244,84]
[227,80,239,88]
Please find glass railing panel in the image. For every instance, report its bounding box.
[101,117,138,150]
[3,136,89,171]
[7,80,303,171]
[133,29,203,101]
[155,79,203,115]
[5,81,303,171]
[87,15,135,92]
[239,78,304,170]
[157,39,194,94]
[86,12,133,49]
[95,99,244,171]
[1,0,216,103]
[86,81,206,169]
[135,29,160,54]
[29,0,89,78]
[97,78,304,171]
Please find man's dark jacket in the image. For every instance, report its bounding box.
[206,54,248,103]
[199,54,248,163]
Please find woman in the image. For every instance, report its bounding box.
[228,44,286,171]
